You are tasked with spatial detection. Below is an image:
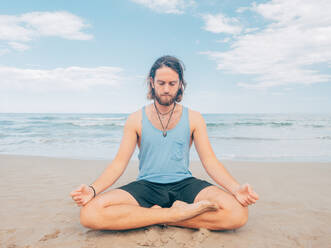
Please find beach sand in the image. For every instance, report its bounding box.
[0,154,330,248]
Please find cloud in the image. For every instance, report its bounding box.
[216,37,231,43]
[0,66,125,92]
[0,11,92,54]
[244,27,259,33]
[8,41,30,51]
[201,13,242,34]
[130,0,195,14]
[201,0,331,89]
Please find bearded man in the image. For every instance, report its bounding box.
[70,55,259,231]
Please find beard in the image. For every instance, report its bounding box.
[154,91,177,106]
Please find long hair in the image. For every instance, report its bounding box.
[146,55,187,102]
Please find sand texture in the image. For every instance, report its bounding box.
[1,154,331,248]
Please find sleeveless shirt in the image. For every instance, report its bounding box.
[137,105,193,183]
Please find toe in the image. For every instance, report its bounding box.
[151,205,162,209]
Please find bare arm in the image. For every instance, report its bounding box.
[192,111,240,195]
[192,110,259,206]
[89,111,139,195]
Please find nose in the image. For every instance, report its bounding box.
[163,84,170,93]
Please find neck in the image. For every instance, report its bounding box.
[153,100,175,114]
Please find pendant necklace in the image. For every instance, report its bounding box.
[154,101,176,137]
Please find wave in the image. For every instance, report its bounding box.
[2,137,122,145]
[0,120,15,125]
[206,121,294,127]
[211,136,331,141]
[303,124,327,128]
[0,133,8,138]
[68,121,125,127]
[25,120,53,125]
[80,117,127,121]
[210,136,280,141]
[316,136,331,140]
[207,123,226,127]
[234,121,293,127]
[28,116,58,121]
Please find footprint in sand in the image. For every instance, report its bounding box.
[6,229,16,234]
[136,227,161,246]
[136,226,173,247]
[168,227,211,248]
[135,226,211,248]
[39,229,61,241]
[192,228,210,243]
[7,244,18,248]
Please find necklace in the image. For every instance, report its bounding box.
[157,108,173,116]
[154,101,176,137]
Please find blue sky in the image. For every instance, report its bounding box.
[1,0,330,113]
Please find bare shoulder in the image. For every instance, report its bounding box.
[125,108,142,130]
[126,108,142,121]
[188,108,205,128]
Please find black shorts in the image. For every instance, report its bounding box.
[117,177,214,208]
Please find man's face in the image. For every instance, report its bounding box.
[151,66,181,106]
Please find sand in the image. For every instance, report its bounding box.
[0,154,331,248]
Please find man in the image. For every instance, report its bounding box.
[70,55,259,231]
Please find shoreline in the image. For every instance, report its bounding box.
[1,153,331,164]
[1,154,330,247]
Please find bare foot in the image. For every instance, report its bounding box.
[169,200,219,222]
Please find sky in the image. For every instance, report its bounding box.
[1,0,331,114]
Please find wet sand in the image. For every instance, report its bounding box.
[0,154,330,247]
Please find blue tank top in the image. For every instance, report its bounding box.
[137,105,193,183]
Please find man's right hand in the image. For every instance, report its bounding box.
[70,184,94,207]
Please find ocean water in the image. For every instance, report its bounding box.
[0,112,331,162]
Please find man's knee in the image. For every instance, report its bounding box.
[213,200,248,230]
[80,200,103,229]
[224,203,248,230]
[230,205,248,229]
[80,206,89,228]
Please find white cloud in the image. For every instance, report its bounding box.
[236,6,250,14]
[0,15,34,41]
[131,0,195,14]
[8,41,29,51]
[252,0,331,27]
[20,11,92,40]
[216,37,231,43]
[201,13,242,34]
[201,0,331,89]
[0,11,92,54]
[0,66,125,92]
[244,27,259,33]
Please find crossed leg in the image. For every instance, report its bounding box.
[79,188,218,230]
[80,185,248,231]
[165,185,248,230]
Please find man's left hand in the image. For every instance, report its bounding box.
[233,183,259,207]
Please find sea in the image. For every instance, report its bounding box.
[1,112,331,162]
